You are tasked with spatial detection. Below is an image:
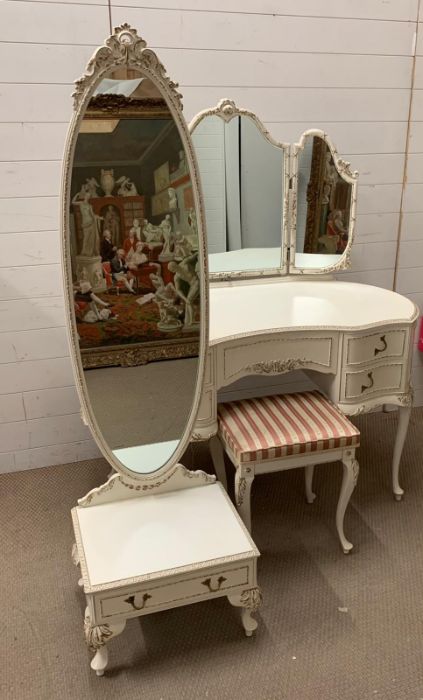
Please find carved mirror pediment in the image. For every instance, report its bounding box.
[61,25,207,483]
[190,102,358,281]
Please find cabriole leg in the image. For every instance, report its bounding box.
[228,587,262,637]
[392,404,412,501]
[84,608,126,676]
[337,454,359,554]
[304,465,316,503]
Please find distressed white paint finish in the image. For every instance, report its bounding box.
[0,413,91,453]
[0,264,62,300]
[268,122,408,155]
[112,0,419,22]
[112,7,416,55]
[23,385,80,420]
[0,439,101,474]
[0,297,65,332]
[0,231,60,267]
[183,88,412,124]
[0,327,68,364]
[0,124,68,162]
[0,393,26,424]
[0,196,58,233]
[0,0,421,473]
[1,1,110,44]
[0,357,74,394]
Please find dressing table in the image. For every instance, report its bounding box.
[190,100,418,500]
[62,27,261,677]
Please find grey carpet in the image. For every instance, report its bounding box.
[2,408,423,699]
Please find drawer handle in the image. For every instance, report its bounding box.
[202,576,227,593]
[360,371,374,394]
[374,335,387,356]
[124,593,152,611]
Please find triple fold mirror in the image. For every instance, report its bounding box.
[61,25,207,481]
[190,100,358,280]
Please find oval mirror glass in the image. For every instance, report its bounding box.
[190,102,288,279]
[293,133,356,272]
[63,28,206,478]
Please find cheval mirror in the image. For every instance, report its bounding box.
[190,101,357,280]
[62,26,207,478]
[62,26,261,678]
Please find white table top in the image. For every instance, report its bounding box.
[209,279,418,344]
[74,483,258,591]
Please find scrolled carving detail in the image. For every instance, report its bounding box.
[236,477,247,507]
[84,611,113,652]
[245,359,306,374]
[398,390,413,407]
[352,459,360,486]
[240,587,263,612]
[73,24,182,111]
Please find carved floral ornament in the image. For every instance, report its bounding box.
[73,24,183,111]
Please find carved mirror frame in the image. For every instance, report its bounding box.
[289,129,358,275]
[189,99,290,282]
[60,25,209,485]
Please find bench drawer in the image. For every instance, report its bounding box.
[96,564,252,620]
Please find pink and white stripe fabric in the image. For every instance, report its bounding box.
[218,391,360,463]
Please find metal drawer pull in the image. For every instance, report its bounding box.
[202,575,227,592]
[360,371,374,394]
[124,593,152,610]
[374,335,387,356]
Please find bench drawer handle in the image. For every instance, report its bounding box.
[124,593,151,610]
[360,371,374,394]
[374,335,387,356]
[202,576,227,593]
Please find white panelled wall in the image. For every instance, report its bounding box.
[0,0,422,472]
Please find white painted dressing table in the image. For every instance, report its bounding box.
[194,278,418,500]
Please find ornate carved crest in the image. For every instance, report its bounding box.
[245,358,306,374]
[73,24,183,111]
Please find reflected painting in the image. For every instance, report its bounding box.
[295,135,353,268]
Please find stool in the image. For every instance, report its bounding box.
[210,391,360,554]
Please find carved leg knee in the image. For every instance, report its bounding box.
[84,608,126,676]
[228,587,262,637]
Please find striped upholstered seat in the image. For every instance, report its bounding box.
[218,391,360,463]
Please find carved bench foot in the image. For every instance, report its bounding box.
[84,608,126,676]
[228,587,262,637]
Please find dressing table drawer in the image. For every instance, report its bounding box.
[341,363,404,401]
[220,333,338,384]
[344,330,407,367]
[96,564,252,621]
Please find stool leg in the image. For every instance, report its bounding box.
[235,467,254,533]
[209,435,228,491]
[337,454,359,554]
[304,465,316,504]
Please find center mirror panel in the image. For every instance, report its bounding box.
[190,104,287,279]
[67,59,204,476]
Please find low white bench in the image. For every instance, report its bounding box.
[210,391,360,554]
